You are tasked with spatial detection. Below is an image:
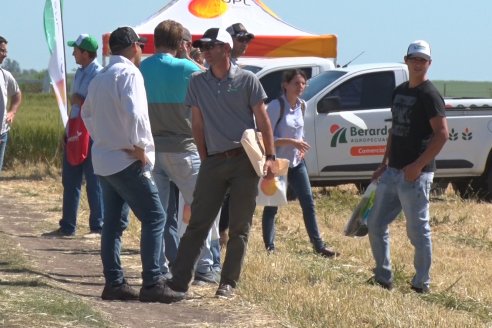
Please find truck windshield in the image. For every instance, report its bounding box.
[303,71,347,101]
[241,65,262,74]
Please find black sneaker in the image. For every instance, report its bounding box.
[411,285,430,294]
[215,283,235,299]
[367,276,393,291]
[42,228,75,238]
[194,270,220,285]
[139,279,186,303]
[101,281,139,301]
[315,246,340,258]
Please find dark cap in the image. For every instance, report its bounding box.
[226,23,254,39]
[182,28,192,42]
[109,26,147,53]
[192,28,233,49]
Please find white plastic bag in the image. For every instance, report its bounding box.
[256,176,288,207]
[344,181,378,237]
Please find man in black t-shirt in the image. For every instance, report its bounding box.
[367,40,449,294]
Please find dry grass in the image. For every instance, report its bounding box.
[1,167,491,327]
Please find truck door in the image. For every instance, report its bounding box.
[313,71,396,180]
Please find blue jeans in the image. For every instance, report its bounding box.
[0,131,8,172]
[153,150,214,274]
[99,161,166,287]
[164,181,180,263]
[262,160,325,251]
[60,144,103,234]
[368,167,434,290]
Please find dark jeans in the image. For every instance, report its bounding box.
[219,193,230,232]
[262,160,325,251]
[164,181,180,264]
[59,144,103,234]
[169,153,258,291]
[99,161,166,287]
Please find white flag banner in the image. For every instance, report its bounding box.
[44,0,68,126]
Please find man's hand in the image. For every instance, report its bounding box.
[125,146,147,167]
[71,94,84,107]
[403,162,422,182]
[5,111,16,125]
[262,158,275,180]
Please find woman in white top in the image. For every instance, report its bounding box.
[262,69,339,258]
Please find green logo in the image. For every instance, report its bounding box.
[330,125,347,147]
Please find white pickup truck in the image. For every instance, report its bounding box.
[288,62,492,200]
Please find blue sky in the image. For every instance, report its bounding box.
[2,0,492,81]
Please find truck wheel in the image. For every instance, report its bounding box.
[484,165,492,202]
[355,182,370,194]
[452,178,491,201]
[430,181,448,197]
[452,180,475,199]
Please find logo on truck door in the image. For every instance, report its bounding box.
[330,124,347,147]
[330,124,388,156]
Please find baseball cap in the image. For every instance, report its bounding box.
[182,28,192,42]
[226,23,255,39]
[406,40,431,60]
[67,34,98,52]
[109,26,147,53]
[192,28,233,49]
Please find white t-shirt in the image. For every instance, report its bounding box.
[0,68,20,134]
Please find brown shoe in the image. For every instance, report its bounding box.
[215,283,235,299]
[316,246,340,258]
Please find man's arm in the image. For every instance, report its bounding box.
[252,100,275,178]
[70,93,84,107]
[5,91,21,125]
[403,116,448,181]
[191,105,207,161]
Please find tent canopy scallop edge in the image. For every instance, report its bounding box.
[102,0,337,59]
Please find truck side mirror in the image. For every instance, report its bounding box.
[317,96,341,113]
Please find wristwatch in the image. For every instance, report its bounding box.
[265,154,276,161]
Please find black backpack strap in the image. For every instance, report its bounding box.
[274,96,285,134]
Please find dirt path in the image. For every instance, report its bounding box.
[0,178,281,328]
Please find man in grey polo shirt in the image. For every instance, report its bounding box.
[159,27,276,302]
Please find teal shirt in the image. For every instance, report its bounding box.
[140,53,201,152]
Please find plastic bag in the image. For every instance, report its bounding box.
[66,105,90,166]
[256,175,288,207]
[344,181,378,237]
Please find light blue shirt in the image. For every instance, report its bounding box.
[267,94,305,168]
[70,59,102,119]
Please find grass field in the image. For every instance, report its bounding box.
[1,171,491,327]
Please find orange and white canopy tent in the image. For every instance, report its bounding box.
[102,0,337,59]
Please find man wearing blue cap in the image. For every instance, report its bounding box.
[44,34,103,238]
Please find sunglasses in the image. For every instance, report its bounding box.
[200,42,224,51]
[136,42,145,50]
[236,36,252,43]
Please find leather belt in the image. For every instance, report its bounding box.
[209,147,245,159]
